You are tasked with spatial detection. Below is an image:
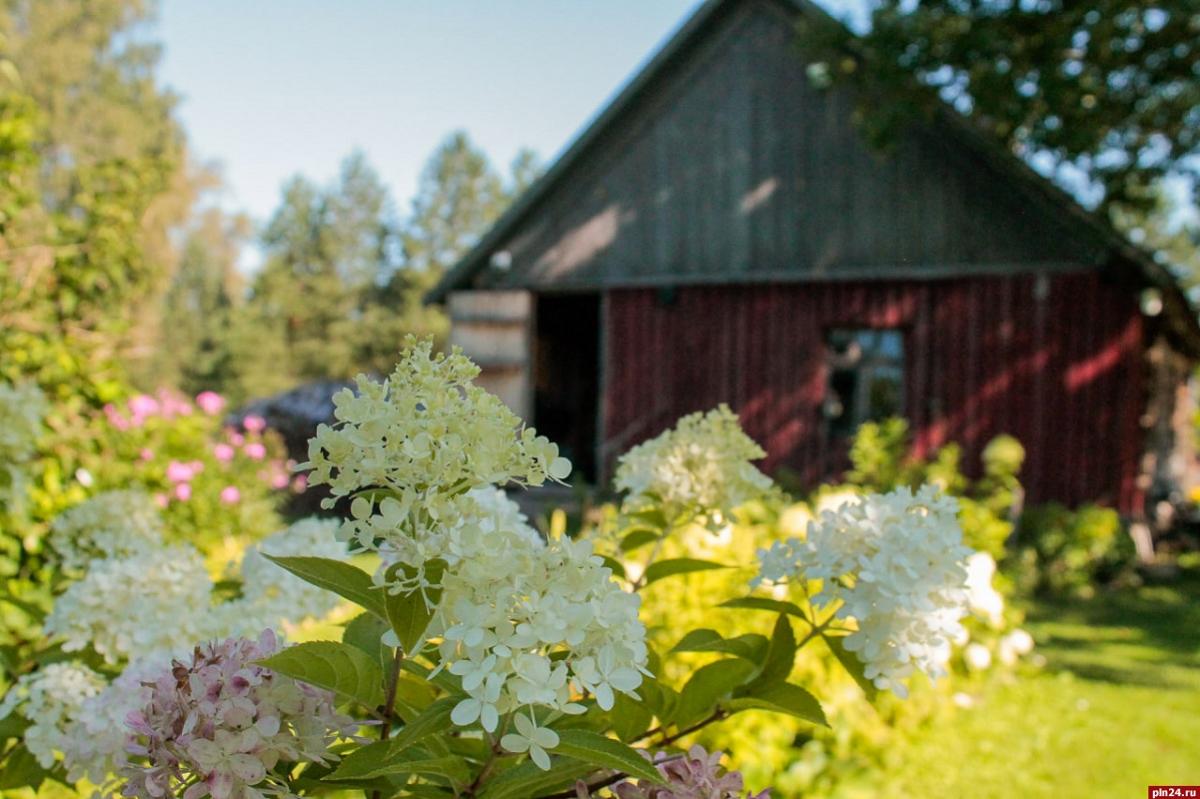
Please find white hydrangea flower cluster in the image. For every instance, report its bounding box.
[754,486,973,697]
[438,531,648,766]
[462,486,540,539]
[304,341,647,769]
[0,662,106,768]
[41,517,353,678]
[0,381,46,509]
[357,487,648,767]
[349,487,542,590]
[614,404,773,525]
[998,628,1035,665]
[59,656,166,785]
[44,545,217,663]
[46,490,165,571]
[303,339,569,560]
[0,381,46,462]
[237,517,348,625]
[964,551,1005,628]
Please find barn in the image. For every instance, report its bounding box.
[426,0,1200,514]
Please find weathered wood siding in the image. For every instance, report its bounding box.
[448,291,533,419]
[471,0,1104,292]
[601,273,1146,511]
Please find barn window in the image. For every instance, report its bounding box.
[824,329,905,438]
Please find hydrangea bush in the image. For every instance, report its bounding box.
[95,389,294,550]
[0,339,981,798]
[615,426,1037,797]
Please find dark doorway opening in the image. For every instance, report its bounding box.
[534,293,601,482]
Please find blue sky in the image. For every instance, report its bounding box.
[158,1,713,230]
[156,1,1194,269]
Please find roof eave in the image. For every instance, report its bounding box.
[425,0,798,304]
[424,0,1200,361]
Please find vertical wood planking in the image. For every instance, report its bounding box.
[603,272,1146,511]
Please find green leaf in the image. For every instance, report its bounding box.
[343,611,391,668]
[385,560,446,655]
[674,658,757,727]
[0,644,20,676]
[718,596,809,620]
[400,658,461,693]
[747,615,796,687]
[671,629,722,651]
[392,786,458,798]
[553,729,665,785]
[727,682,827,726]
[327,698,459,781]
[264,555,385,618]
[626,507,668,530]
[391,673,439,715]
[0,713,29,739]
[393,700,457,744]
[642,558,729,586]
[639,680,679,722]
[328,748,468,785]
[0,594,47,623]
[599,555,626,580]
[478,757,592,799]
[256,641,384,710]
[822,633,878,702]
[619,529,660,552]
[672,629,768,662]
[0,745,47,790]
[608,690,655,743]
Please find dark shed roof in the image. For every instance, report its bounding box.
[427,0,1200,355]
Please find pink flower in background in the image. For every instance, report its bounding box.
[213,443,235,462]
[139,448,154,462]
[219,486,241,504]
[153,493,168,509]
[128,394,159,419]
[165,461,195,483]
[174,483,192,501]
[270,470,289,489]
[243,415,266,433]
[244,442,266,460]
[156,389,193,418]
[189,460,204,475]
[291,474,308,493]
[195,391,225,415]
[229,432,245,447]
[104,403,130,430]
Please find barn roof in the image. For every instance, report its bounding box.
[426,0,1200,355]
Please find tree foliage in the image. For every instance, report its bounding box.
[0,1,543,408]
[803,1,1199,215]
[0,0,198,398]
[216,132,539,396]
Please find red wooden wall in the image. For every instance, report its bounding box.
[601,273,1146,512]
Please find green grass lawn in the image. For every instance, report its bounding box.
[872,570,1200,798]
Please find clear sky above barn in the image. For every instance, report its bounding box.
[157,0,873,253]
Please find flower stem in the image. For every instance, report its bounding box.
[370,647,405,799]
[631,536,668,592]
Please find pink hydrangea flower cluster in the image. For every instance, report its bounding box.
[604,746,770,799]
[120,630,357,799]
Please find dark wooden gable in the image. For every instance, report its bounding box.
[439,0,1108,295]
